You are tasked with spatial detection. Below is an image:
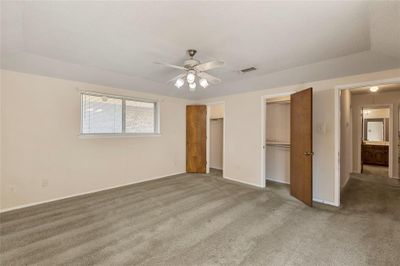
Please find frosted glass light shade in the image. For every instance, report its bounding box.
[175,78,184,88]
[189,82,196,91]
[199,78,208,88]
[187,72,195,84]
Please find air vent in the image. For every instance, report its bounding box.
[240,66,257,73]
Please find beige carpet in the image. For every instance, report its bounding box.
[1,171,399,265]
[362,164,389,177]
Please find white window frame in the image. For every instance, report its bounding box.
[80,91,160,138]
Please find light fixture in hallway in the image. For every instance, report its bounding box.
[369,86,379,92]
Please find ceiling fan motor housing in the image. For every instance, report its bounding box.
[184,59,200,69]
[187,49,197,58]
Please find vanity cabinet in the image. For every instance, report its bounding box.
[361,144,389,166]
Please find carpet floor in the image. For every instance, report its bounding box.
[362,164,389,177]
[1,171,399,265]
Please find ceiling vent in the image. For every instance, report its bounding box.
[240,66,257,73]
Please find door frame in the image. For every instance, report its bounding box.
[206,101,226,176]
[261,91,296,189]
[335,77,400,205]
[357,104,393,177]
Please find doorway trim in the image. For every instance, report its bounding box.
[261,91,296,189]
[206,101,225,176]
[334,77,400,206]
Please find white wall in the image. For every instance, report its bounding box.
[210,104,224,119]
[266,102,290,143]
[340,89,352,188]
[0,71,2,204]
[266,147,290,184]
[0,70,190,210]
[210,119,223,170]
[351,90,400,178]
[363,108,389,119]
[199,68,400,206]
[1,69,399,210]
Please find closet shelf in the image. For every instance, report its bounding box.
[265,141,291,148]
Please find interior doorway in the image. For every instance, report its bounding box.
[206,103,225,176]
[339,84,400,194]
[361,106,390,177]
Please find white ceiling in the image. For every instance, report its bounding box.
[1,1,400,100]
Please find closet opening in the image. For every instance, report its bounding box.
[265,96,291,184]
[206,103,225,177]
[262,88,313,205]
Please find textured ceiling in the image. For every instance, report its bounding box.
[1,1,400,99]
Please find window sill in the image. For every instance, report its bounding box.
[78,133,161,139]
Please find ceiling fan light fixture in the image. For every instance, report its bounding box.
[187,71,196,84]
[199,78,208,88]
[156,49,223,91]
[189,82,196,91]
[369,86,379,92]
[174,78,184,88]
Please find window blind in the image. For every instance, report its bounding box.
[82,94,123,134]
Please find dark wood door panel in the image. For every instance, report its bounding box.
[290,88,313,206]
[186,105,207,173]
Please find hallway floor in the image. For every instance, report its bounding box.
[362,164,389,177]
[1,171,399,265]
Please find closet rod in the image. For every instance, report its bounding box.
[266,100,290,105]
[266,142,291,148]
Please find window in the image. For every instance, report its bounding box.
[125,100,156,133]
[81,92,159,135]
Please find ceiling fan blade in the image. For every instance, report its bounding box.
[154,62,187,70]
[197,72,221,84]
[167,73,186,83]
[194,60,225,72]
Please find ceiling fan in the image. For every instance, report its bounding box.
[155,49,224,91]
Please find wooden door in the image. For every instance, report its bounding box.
[186,105,207,173]
[290,88,313,206]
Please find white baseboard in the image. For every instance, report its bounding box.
[0,172,185,213]
[313,198,339,207]
[266,177,290,185]
[224,176,264,188]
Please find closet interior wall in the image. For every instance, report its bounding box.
[210,118,223,170]
[266,97,291,184]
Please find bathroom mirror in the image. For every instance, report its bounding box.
[364,119,385,141]
[362,107,389,142]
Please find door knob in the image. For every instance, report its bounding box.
[304,151,314,156]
